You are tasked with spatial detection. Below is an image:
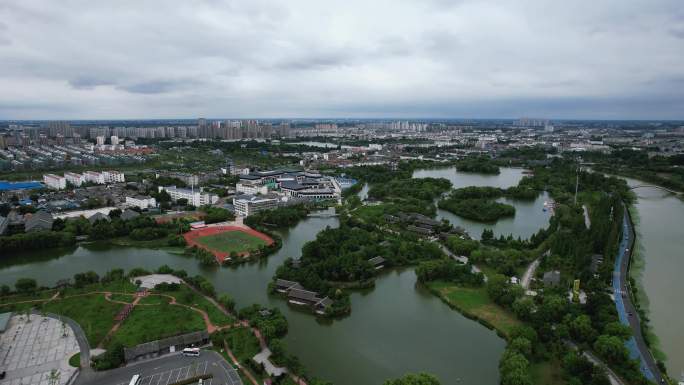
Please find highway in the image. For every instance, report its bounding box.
[614,205,664,383]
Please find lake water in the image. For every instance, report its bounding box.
[0,215,505,385]
[412,167,552,240]
[621,178,684,376]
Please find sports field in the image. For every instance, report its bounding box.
[183,225,274,262]
[196,231,267,253]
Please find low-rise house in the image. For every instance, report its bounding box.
[88,212,111,224]
[287,288,333,315]
[252,348,287,378]
[120,209,141,221]
[274,279,303,293]
[543,270,561,287]
[123,331,209,362]
[407,225,433,235]
[590,254,604,274]
[368,256,386,270]
[24,210,54,232]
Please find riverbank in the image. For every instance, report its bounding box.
[617,205,664,382]
[425,281,520,338]
[625,206,666,364]
[608,173,684,376]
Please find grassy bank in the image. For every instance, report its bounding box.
[43,295,123,346]
[154,285,234,326]
[109,302,206,347]
[530,360,565,385]
[627,206,667,363]
[426,281,521,338]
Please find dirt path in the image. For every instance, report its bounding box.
[98,296,141,348]
[223,340,259,385]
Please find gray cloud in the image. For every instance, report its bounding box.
[0,0,682,119]
[117,79,199,95]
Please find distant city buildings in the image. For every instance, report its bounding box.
[43,170,125,189]
[43,174,66,190]
[157,185,219,207]
[125,195,157,210]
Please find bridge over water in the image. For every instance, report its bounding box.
[629,184,681,195]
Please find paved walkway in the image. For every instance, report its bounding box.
[565,341,625,385]
[0,314,81,385]
[223,341,258,385]
[437,243,486,281]
[521,258,540,290]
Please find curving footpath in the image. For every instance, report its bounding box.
[614,205,664,383]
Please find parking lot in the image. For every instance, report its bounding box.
[79,351,241,385]
[115,361,212,385]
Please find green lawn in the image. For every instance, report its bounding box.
[42,294,123,346]
[110,302,205,347]
[69,353,81,368]
[222,327,261,363]
[0,290,59,313]
[0,290,58,305]
[428,281,521,337]
[154,285,233,326]
[138,295,168,305]
[108,293,134,303]
[194,231,267,254]
[530,360,566,385]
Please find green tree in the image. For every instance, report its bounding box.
[603,322,632,340]
[570,314,597,343]
[15,278,37,294]
[594,335,629,364]
[383,373,441,385]
[509,337,532,358]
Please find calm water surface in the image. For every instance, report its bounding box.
[621,178,684,375]
[413,167,551,239]
[1,215,505,385]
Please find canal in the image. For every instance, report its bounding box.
[621,177,684,376]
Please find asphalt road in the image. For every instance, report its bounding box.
[615,206,664,384]
[75,350,242,385]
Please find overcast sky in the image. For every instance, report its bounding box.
[1,0,683,120]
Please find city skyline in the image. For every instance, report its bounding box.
[1,1,683,120]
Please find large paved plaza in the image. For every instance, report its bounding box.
[0,314,80,385]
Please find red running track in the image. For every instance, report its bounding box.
[183,226,274,263]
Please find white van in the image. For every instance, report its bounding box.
[182,347,200,357]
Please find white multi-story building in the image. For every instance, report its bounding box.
[236,182,269,195]
[102,170,125,183]
[43,174,66,190]
[125,195,157,209]
[64,172,85,187]
[232,194,278,217]
[158,186,219,207]
[83,171,105,184]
